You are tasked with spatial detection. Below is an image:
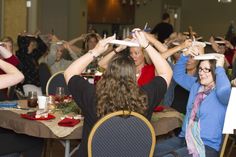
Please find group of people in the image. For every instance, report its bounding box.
[63,27,232,157]
[0,15,235,157]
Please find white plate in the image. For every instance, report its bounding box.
[194,53,218,60]
[192,41,206,47]
[215,41,225,44]
[56,40,66,45]
[204,41,212,45]
[26,35,35,37]
[204,41,225,45]
[109,40,140,47]
[172,41,180,46]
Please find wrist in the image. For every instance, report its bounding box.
[143,43,150,49]
[113,48,118,54]
[89,50,100,60]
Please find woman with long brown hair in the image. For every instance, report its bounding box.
[64,30,173,156]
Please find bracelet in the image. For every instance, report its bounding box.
[113,48,118,54]
[143,43,150,49]
[89,50,99,61]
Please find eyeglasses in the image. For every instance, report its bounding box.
[198,67,211,73]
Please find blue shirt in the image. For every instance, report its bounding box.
[173,55,231,151]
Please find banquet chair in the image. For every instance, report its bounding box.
[46,71,70,96]
[39,63,52,95]
[88,110,156,157]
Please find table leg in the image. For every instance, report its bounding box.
[64,140,70,157]
[59,140,70,157]
[60,140,80,157]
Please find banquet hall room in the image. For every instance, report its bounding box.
[0,0,236,157]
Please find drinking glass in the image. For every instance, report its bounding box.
[27,91,38,108]
[55,87,65,103]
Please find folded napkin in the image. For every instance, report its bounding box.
[153,105,165,112]
[58,118,80,127]
[0,102,17,108]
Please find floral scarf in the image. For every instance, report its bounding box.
[185,85,214,157]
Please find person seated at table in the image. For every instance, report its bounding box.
[0,56,44,157]
[154,48,231,157]
[0,42,20,100]
[16,30,48,96]
[64,29,173,157]
[98,32,191,86]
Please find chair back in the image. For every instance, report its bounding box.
[46,71,70,96]
[39,63,52,95]
[232,60,236,79]
[88,110,156,157]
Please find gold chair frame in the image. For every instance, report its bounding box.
[88,110,156,157]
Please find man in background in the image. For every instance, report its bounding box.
[151,13,173,43]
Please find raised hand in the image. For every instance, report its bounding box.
[215,54,225,67]
[93,35,116,55]
[132,29,149,48]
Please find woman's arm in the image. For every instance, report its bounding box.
[68,34,87,45]
[134,30,173,87]
[215,54,232,105]
[0,59,24,89]
[63,42,78,60]
[64,35,115,83]
[98,44,127,69]
[173,54,197,91]
[161,40,192,59]
[144,32,167,53]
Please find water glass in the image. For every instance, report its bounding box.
[55,87,65,103]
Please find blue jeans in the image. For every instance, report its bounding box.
[154,137,219,157]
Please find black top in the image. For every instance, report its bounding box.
[171,84,189,114]
[151,22,173,43]
[68,75,167,157]
[16,36,48,86]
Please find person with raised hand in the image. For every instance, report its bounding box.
[154,45,231,157]
[64,30,172,157]
[0,48,24,89]
[0,50,44,157]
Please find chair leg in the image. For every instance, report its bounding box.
[226,136,236,157]
[220,134,229,157]
[43,139,54,157]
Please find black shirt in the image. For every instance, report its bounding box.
[68,75,167,157]
[151,22,173,43]
[171,84,189,114]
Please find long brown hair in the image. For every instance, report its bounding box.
[96,53,148,117]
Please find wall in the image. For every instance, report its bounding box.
[134,0,162,29]
[1,0,236,42]
[38,0,69,40]
[68,0,87,40]
[1,0,27,41]
[37,0,87,41]
[27,0,38,34]
[90,0,162,38]
[181,0,236,40]
[0,0,2,36]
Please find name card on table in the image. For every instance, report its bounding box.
[223,87,236,134]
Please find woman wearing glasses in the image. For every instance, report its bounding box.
[155,48,231,157]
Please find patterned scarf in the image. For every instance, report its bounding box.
[185,85,214,157]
